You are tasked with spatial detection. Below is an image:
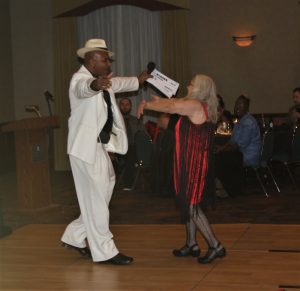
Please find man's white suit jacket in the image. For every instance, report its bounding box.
[67,65,139,164]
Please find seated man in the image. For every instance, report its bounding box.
[215,95,261,196]
[288,87,300,128]
[117,97,146,190]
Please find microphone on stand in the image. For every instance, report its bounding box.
[44,91,55,116]
[44,90,55,102]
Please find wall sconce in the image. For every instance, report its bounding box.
[232,35,256,47]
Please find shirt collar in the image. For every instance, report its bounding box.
[239,112,250,122]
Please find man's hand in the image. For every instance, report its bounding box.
[91,72,113,91]
[108,152,116,160]
[137,100,147,119]
[138,70,151,85]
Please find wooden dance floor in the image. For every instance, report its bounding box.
[1,224,300,291]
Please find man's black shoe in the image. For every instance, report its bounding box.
[100,253,133,265]
[62,243,92,259]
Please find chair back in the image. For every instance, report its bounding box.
[273,128,293,156]
[135,131,153,167]
[260,129,274,164]
[291,126,300,161]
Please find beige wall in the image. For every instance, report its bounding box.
[4,0,299,120]
[3,0,300,171]
[52,0,90,16]
[10,0,54,120]
[0,0,14,123]
[189,0,300,113]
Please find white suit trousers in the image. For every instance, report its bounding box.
[61,144,118,262]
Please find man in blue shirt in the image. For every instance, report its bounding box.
[230,97,261,166]
[215,95,261,196]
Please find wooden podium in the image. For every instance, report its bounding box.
[1,116,60,211]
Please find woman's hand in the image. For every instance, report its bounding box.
[151,95,160,102]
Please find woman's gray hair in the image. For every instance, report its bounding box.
[186,74,218,123]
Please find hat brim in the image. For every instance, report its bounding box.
[77,48,114,59]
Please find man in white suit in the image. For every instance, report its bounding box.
[61,38,150,265]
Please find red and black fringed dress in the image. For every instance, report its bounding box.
[174,109,216,221]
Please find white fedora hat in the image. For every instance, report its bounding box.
[77,38,114,58]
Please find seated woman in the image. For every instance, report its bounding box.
[217,94,233,127]
[215,94,233,142]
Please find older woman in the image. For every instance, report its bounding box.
[137,74,226,264]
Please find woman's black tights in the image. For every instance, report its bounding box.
[185,206,220,249]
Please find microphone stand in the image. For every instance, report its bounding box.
[46,98,52,116]
[44,91,55,116]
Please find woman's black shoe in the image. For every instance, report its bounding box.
[62,243,92,258]
[173,244,200,257]
[197,244,226,264]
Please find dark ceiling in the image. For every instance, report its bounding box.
[55,0,186,18]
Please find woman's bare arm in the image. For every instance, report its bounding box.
[137,96,206,124]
